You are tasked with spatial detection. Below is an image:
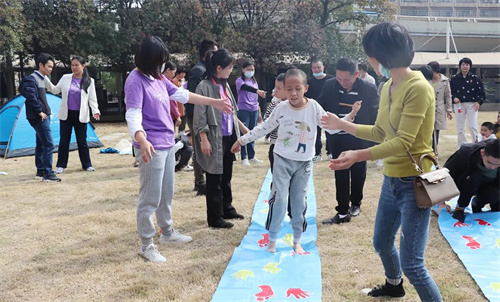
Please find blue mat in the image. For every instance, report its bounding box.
[438,209,500,301]
[211,169,321,301]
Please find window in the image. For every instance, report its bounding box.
[401,8,429,16]
[431,9,453,16]
[480,9,500,17]
[455,9,477,17]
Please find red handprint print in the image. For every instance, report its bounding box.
[262,199,269,203]
[453,221,470,228]
[462,235,481,249]
[255,285,274,301]
[474,219,491,226]
[291,252,311,256]
[286,288,310,299]
[258,233,269,247]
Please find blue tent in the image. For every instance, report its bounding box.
[0,93,103,159]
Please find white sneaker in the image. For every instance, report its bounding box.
[249,157,263,164]
[182,165,194,172]
[327,154,333,160]
[312,155,322,162]
[55,167,64,174]
[159,229,193,244]
[139,244,166,263]
[242,159,250,166]
[86,166,96,172]
[264,137,270,144]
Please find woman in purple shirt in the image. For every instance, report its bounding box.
[44,56,100,173]
[235,60,267,165]
[125,36,232,263]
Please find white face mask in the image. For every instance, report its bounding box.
[244,71,254,78]
[378,64,391,79]
[313,72,324,78]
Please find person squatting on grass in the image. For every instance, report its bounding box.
[321,22,442,301]
[124,36,232,263]
[193,48,249,229]
[44,55,101,174]
[231,68,360,254]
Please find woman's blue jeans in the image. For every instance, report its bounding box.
[237,109,258,160]
[373,175,442,302]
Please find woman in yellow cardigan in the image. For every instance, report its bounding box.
[45,56,100,173]
[321,22,442,301]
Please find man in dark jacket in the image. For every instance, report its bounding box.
[186,39,218,196]
[19,53,60,182]
[445,139,500,222]
[318,58,379,224]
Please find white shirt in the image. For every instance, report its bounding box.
[239,98,353,161]
[361,73,376,86]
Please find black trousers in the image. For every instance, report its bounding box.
[328,133,367,215]
[57,110,91,169]
[314,126,332,156]
[457,171,499,211]
[205,134,237,225]
[175,144,192,171]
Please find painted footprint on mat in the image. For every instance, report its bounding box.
[263,262,281,274]
[231,270,254,280]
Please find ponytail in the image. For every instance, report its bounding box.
[204,49,234,81]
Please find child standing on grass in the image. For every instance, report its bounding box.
[125,36,232,263]
[231,68,361,253]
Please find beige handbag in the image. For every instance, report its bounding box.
[388,88,460,208]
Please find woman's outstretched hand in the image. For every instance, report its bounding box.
[321,112,341,130]
[213,98,233,114]
[329,150,359,170]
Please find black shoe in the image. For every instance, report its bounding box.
[452,208,465,223]
[42,174,61,182]
[196,185,206,196]
[322,213,351,225]
[209,219,234,229]
[471,197,482,213]
[224,213,244,220]
[349,205,361,217]
[34,171,44,179]
[367,280,405,298]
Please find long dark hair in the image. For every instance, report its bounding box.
[71,56,91,93]
[204,48,235,84]
[240,60,256,83]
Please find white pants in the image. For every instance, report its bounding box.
[454,102,478,148]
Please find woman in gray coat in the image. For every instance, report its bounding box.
[428,61,452,149]
[194,49,249,229]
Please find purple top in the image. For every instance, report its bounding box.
[217,83,233,136]
[125,69,179,149]
[67,77,82,110]
[235,77,259,111]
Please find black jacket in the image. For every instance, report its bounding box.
[317,77,379,147]
[19,72,51,120]
[444,141,499,190]
[185,61,207,116]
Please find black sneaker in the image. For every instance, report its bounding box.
[349,205,361,217]
[196,185,206,196]
[367,280,405,298]
[34,171,44,180]
[322,213,351,225]
[223,213,244,220]
[452,208,465,223]
[42,174,61,182]
[209,219,234,229]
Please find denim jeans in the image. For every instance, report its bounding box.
[237,109,258,160]
[373,175,442,302]
[28,117,54,176]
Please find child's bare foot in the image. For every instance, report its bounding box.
[266,241,276,253]
[293,242,305,254]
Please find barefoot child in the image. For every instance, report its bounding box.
[231,68,361,253]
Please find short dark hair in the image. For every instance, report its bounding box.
[205,48,235,80]
[176,65,187,74]
[418,65,433,80]
[427,61,440,73]
[310,59,323,66]
[482,121,494,131]
[275,73,285,83]
[135,36,169,79]
[362,22,414,69]
[459,57,472,69]
[163,61,176,73]
[483,139,500,158]
[36,53,55,69]
[284,68,307,86]
[199,39,218,61]
[336,58,357,74]
[358,63,368,72]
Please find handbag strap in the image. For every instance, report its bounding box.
[387,87,429,175]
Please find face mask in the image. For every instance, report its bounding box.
[378,64,391,79]
[244,71,254,78]
[313,72,324,78]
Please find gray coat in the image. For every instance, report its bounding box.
[193,79,240,174]
[429,74,452,130]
